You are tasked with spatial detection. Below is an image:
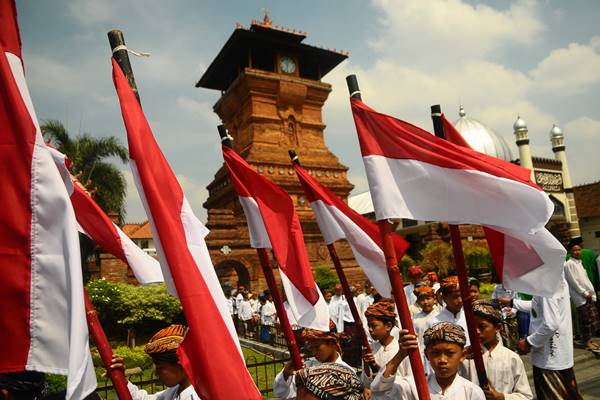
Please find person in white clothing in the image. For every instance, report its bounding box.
[564,244,600,352]
[328,285,345,332]
[111,325,199,400]
[412,286,440,369]
[237,292,253,336]
[355,282,375,334]
[427,276,470,345]
[371,322,485,400]
[273,328,355,399]
[361,300,411,399]
[502,273,583,400]
[403,266,424,308]
[471,300,533,399]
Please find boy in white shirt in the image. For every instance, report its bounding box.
[111,325,199,400]
[427,276,469,345]
[472,300,532,399]
[371,322,485,399]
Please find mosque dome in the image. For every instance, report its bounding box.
[549,124,563,139]
[513,116,527,132]
[453,105,514,161]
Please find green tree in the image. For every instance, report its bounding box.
[313,266,339,292]
[41,120,129,220]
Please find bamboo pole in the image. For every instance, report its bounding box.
[346,75,431,400]
[430,104,489,389]
[84,290,132,400]
[219,126,303,369]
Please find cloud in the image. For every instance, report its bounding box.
[564,116,600,140]
[176,96,220,125]
[369,0,544,66]
[530,37,600,95]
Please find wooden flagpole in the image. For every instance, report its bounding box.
[218,126,304,370]
[430,104,489,389]
[288,150,376,371]
[346,75,431,400]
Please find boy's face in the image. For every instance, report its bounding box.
[443,291,463,314]
[324,292,332,303]
[306,340,337,363]
[416,295,435,313]
[367,318,392,342]
[475,316,500,347]
[469,285,480,301]
[154,360,188,388]
[571,245,581,259]
[425,342,465,379]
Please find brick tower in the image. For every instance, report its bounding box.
[196,16,359,291]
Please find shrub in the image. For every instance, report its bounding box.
[420,241,454,278]
[313,266,339,292]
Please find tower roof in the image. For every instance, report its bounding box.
[549,124,563,139]
[196,17,348,91]
[513,115,527,131]
[453,106,514,161]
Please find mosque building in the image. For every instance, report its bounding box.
[350,106,581,255]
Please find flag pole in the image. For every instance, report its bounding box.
[84,291,132,400]
[219,126,304,370]
[346,75,431,400]
[430,104,489,389]
[288,150,376,372]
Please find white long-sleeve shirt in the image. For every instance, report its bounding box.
[362,339,411,399]
[404,284,417,306]
[260,300,276,325]
[237,300,253,321]
[371,371,485,400]
[127,382,199,400]
[463,341,532,399]
[514,275,573,370]
[273,354,352,399]
[426,307,470,346]
[564,258,596,307]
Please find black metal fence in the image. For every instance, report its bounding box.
[95,352,290,399]
[236,320,292,349]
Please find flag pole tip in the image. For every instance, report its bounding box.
[288,150,300,164]
[217,125,233,147]
[431,104,441,114]
[345,75,361,99]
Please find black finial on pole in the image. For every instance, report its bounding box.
[430,104,445,139]
[288,150,301,165]
[218,125,233,148]
[108,30,141,104]
[346,75,362,100]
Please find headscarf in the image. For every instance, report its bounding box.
[423,322,466,348]
[407,266,423,278]
[364,299,396,323]
[473,299,503,325]
[439,276,460,295]
[302,329,347,353]
[295,363,364,400]
[144,324,187,363]
[414,286,435,298]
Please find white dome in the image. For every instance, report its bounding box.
[549,124,563,138]
[453,106,514,161]
[513,116,527,132]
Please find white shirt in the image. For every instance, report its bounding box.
[463,341,532,399]
[514,275,573,370]
[273,354,353,399]
[371,372,485,400]
[260,300,276,326]
[413,309,439,363]
[427,307,470,345]
[328,295,345,332]
[237,300,253,321]
[564,258,596,307]
[362,339,411,399]
[226,297,234,315]
[492,284,517,300]
[404,284,417,306]
[127,382,199,400]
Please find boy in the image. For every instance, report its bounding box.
[111,324,199,399]
[468,277,481,301]
[427,276,469,344]
[472,300,532,399]
[361,300,410,396]
[372,322,485,399]
[413,286,440,363]
[273,329,355,399]
[404,266,424,307]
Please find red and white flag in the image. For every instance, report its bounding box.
[112,60,261,399]
[350,98,553,235]
[441,116,566,296]
[0,2,96,398]
[293,162,409,298]
[223,146,330,331]
[46,145,164,285]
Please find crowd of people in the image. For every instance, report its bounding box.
[2,239,599,399]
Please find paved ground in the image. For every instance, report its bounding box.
[521,346,600,399]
